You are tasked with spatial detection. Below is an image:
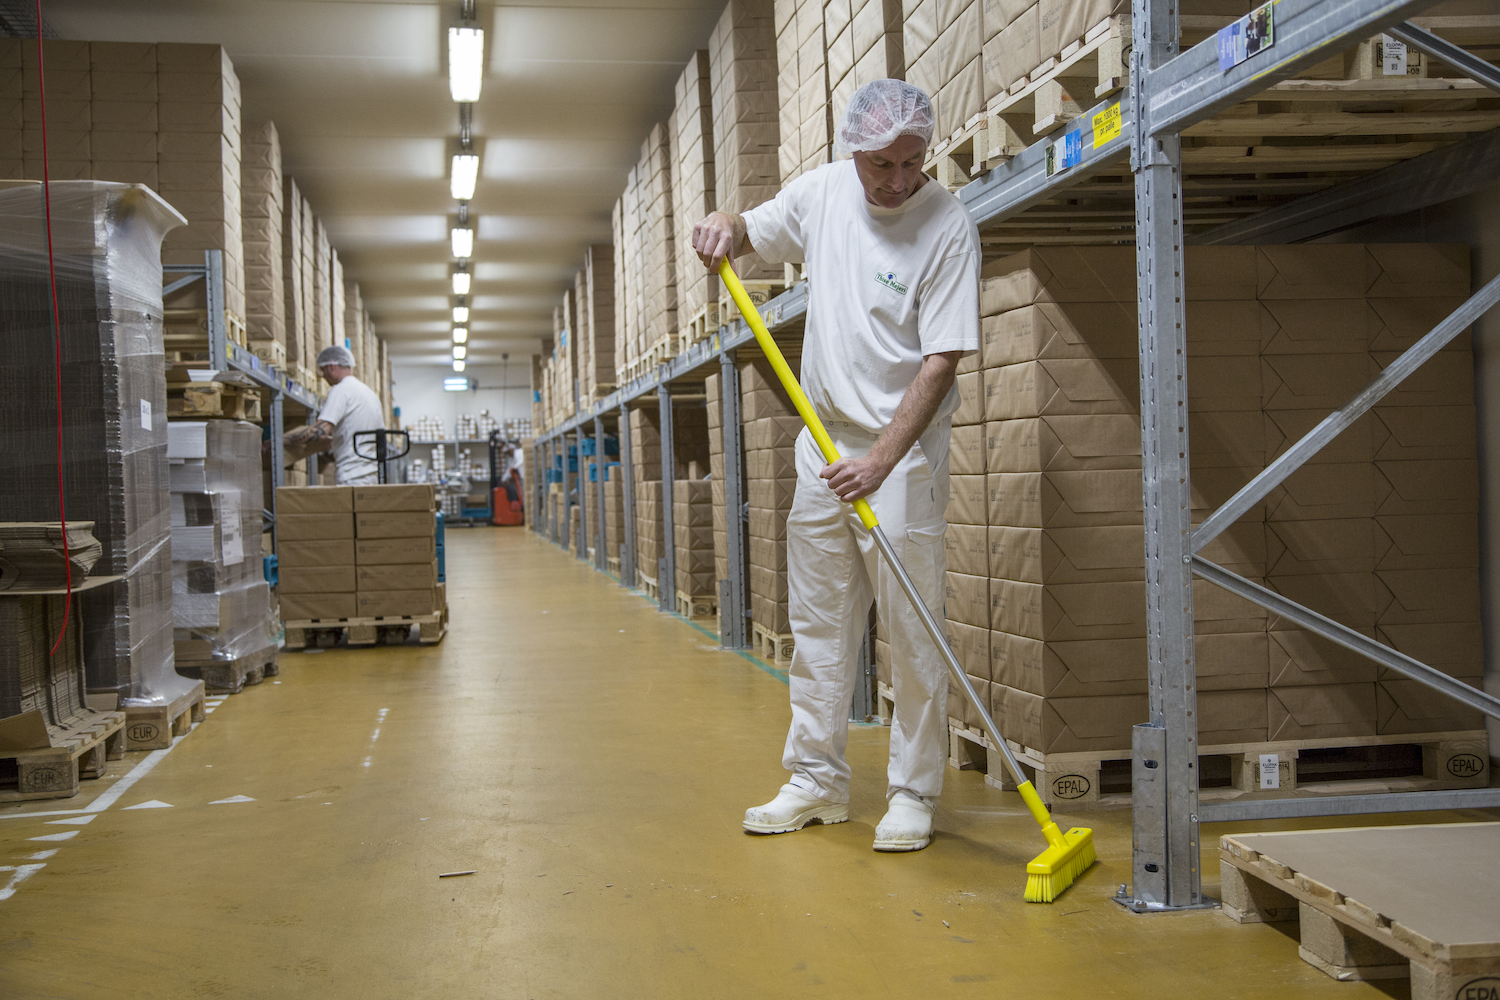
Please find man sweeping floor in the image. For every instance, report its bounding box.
[692,79,980,852]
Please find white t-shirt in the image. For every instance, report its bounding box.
[318,374,385,484]
[742,160,981,445]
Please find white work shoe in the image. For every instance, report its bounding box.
[873,790,934,852]
[743,784,849,834]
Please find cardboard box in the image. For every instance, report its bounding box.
[276,485,353,514]
[944,571,989,630]
[749,535,788,572]
[946,474,988,525]
[356,588,440,617]
[1267,683,1378,741]
[751,565,789,601]
[280,591,356,621]
[747,478,796,510]
[986,415,1140,473]
[279,564,356,594]
[953,370,982,425]
[950,423,985,475]
[357,562,439,591]
[743,416,802,451]
[352,484,436,512]
[278,512,354,541]
[996,684,1145,754]
[752,593,791,633]
[1375,459,1480,517]
[1268,627,1378,686]
[1374,621,1483,680]
[987,471,1142,528]
[944,619,991,681]
[355,536,436,564]
[746,447,797,480]
[1377,678,1484,735]
[278,538,355,567]
[990,579,1144,641]
[944,523,987,577]
[984,359,1137,421]
[988,524,1141,584]
[748,506,790,541]
[355,511,437,539]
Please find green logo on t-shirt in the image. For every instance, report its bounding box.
[874,270,909,295]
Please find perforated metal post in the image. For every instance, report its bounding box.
[620,403,638,588]
[1125,0,1203,913]
[718,350,749,648]
[575,425,588,562]
[594,415,608,571]
[658,381,675,613]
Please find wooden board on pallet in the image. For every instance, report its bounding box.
[752,621,794,665]
[166,381,263,421]
[123,680,206,751]
[175,648,276,695]
[283,607,448,650]
[0,711,126,802]
[948,725,1490,810]
[1220,823,1500,999]
[675,589,717,620]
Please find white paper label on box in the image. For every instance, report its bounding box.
[1381,34,1408,75]
[220,492,244,566]
[1259,753,1280,790]
[140,398,151,430]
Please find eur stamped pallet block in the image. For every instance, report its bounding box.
[944,725,1489,810]
[675,589,717,620]
[752,622,794,665]
[284,608,448,649]
[1221,824,1500,999]
[0,711,126,802]
[123,679,206,750]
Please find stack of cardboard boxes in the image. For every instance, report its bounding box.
[640,123,677,356]
[742,359,802,651]
[671,51,718,337]
[825,0,905,136]
[354,485,443,619]
[674,477,716,610]
[281,177,309,386]
[706,371,730,584]
[630,408,665,587]
[710,0,782,284]
[276,486,357,621]
[774,0,830,185]
[242,120,285,367]
[583,244,616,400]
[603,467,625,567]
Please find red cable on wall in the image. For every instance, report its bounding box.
[35,0,74,657]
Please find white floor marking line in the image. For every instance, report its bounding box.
[122,800,173,810]
[26,850,57,861]
[45,815,96,826]
[27,831,77,843]
[208,795,254,805]
[0,865,45,901]
[0,808,91,822]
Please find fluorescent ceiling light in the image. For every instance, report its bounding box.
[451,271,471,295]
[452,305,469,323]
[452,327,468,344]
[450,152,479,201]
[453,345,467,360]
[444,376,470,391]
[452,359,466,372]
[448,26,484,103]
[451,227,473,258]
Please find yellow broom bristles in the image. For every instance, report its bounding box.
[1023,828,1096,903]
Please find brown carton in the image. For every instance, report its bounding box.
[279,565,355,594]
[746,447,796,480]
[989,579,1144,641]
[747,478,796,510]
[1267,683,1378,741]
[749,535,789,572]
[1377,567,1482,625]
[983,359,1137,421]
[1377,678,1484,735]
[943,620,991,683]
[945,475,988,525]
[987,471,1142,528]
[1268,628,1378,686]
[1375,459,1480,517]
[986,415,1140,473]
[751,565,789,602]
[280,592,357,621]
[953,370,982,425]
[943,523,987,577]
[356,588,441,617]
[352,484,436,512]
[944,571,989,630]
[278,512,354,541]
[1374,621,1483,680]
[355,536,437,564]
[997,684,1145,754]
[276,485,354,514]
[988,524,1141,584]
[355,511,437,539]
[357,563,439,591]
[949,424,985,475]
[981,302,1137,369]
[277,538,355,567]
[743,416,802,450]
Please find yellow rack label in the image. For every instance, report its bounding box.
[1092,103,1122,147]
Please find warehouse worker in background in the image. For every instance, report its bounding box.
[279,345,387,486]
[692,79,980,852]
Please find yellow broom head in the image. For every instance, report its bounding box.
[1023,827,1096,904]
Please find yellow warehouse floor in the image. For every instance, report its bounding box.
[2,525,1490,998]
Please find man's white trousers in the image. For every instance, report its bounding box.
[782,421,950,807]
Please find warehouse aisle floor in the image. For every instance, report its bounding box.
[4,527,1488,997]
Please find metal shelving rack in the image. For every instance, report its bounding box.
[163,248,323,550]
[534,0,1500,912]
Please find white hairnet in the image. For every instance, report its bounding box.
[834,79,936,159]
[317,345,355,369]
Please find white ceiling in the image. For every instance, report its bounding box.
[43,0,725,366]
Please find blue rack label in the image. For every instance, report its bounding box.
[1217,0,1275,71]
[1044,129,1084,176]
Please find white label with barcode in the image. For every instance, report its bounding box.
[140,398,152,430]
[1259,753,1280,789]
[1381,34,1408,75]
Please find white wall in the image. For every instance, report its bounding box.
[1319,177,1500,751]
[390,360,536,436]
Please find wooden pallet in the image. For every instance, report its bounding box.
[637,568,659,600]
[607,556,621,577]
[877,680,894,726]
[718,280,787,327]
[166,381,263,421]
[1221,824,1500,999]
[248,338,287,369]
[283,607,448,650]
[0,711,126,802]
[675,589,717,620]
[948,726,1491,809]
[680,302,721,348]
[162,307,249,353]
[175,648,276,694]
[123,679,206,750]
[752,621,794,665]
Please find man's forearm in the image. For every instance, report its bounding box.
[282,421,333,463]
[870,353,962,472]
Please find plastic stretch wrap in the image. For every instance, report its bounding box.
[0,594,94,738]
[168,420,274,664]
[0,181,194,707]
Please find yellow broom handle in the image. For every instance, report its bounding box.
[718,259,878,531]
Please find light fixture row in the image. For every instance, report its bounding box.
[450,3,482,372]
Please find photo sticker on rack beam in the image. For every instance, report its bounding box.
[1217,1,1275,72]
